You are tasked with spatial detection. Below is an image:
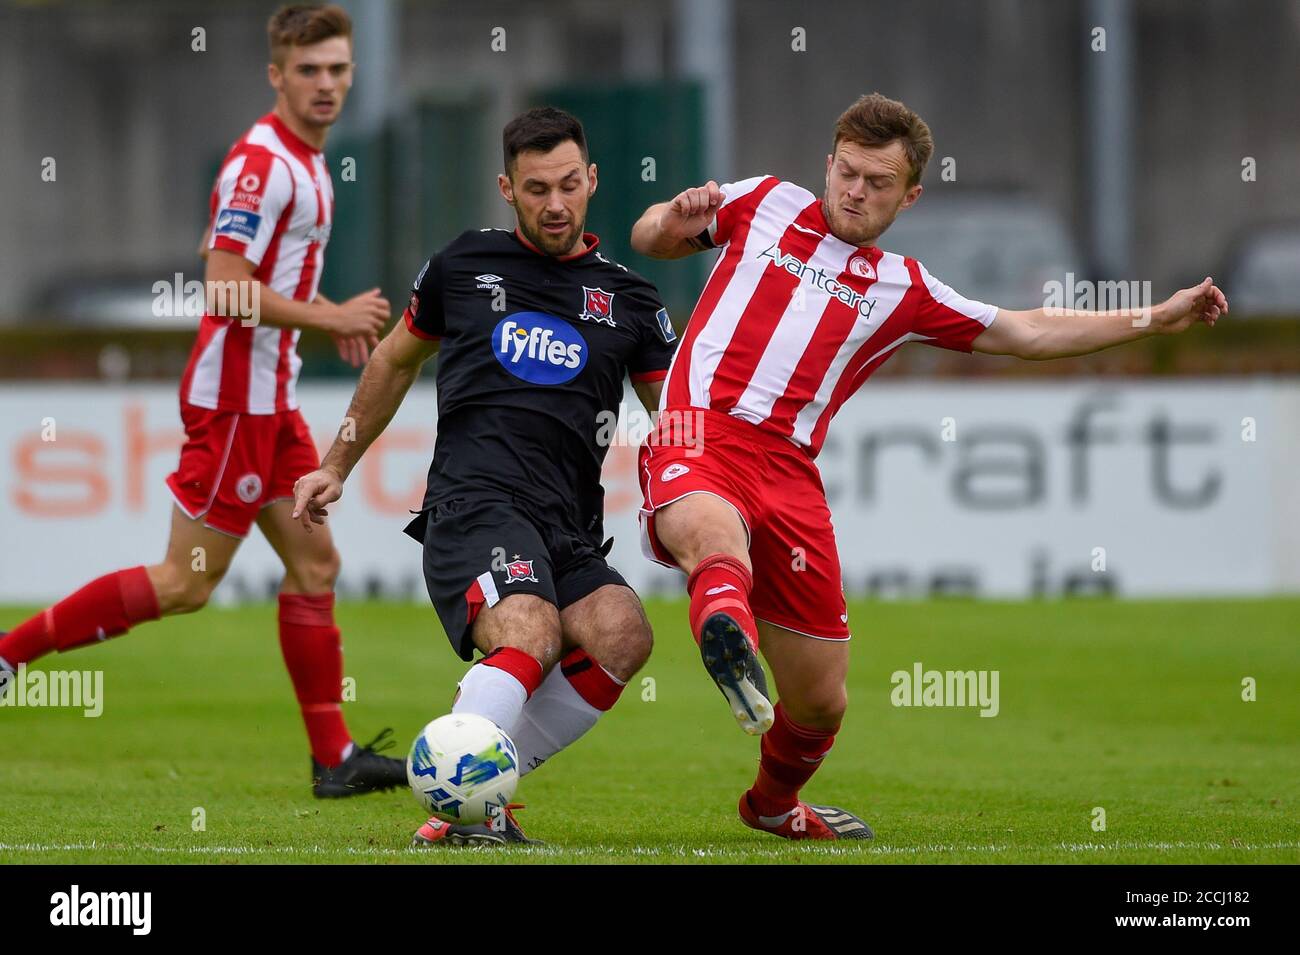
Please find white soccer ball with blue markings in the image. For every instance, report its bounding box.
[406,713,519,824]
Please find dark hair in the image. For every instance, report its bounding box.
[267,4,353,65]
[833,92,934,186]
[503,107,588,175]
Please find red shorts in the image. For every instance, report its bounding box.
[165,402,320,538]
[638,407,849,641]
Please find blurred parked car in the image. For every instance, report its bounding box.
[34,269,205,330]
[879,191,1087,310]
[1220,223,1300,317]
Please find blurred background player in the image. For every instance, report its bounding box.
[0,4,403,797]
[292,107,677,846]
[631,91,1228,841]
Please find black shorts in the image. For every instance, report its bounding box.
[403,493,628,661]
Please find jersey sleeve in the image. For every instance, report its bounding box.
[909,261,999,352]
[208,150,294,267]
[703,175,776,248]
[627,285,677,383]
[402,251,445,340]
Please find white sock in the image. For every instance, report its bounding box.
[509,663,621,776]
[452,662,529,731]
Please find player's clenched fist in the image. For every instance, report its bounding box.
[329,287,389,343]
[660,181,723,240]
[292,467,344,531]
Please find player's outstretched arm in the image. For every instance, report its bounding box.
[972,277,1227,360]
[205,249,389,350]
[631,181,723,259]
[291,320,439,531]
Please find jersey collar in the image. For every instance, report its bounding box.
[264,111,324,162]
[513,227,600,262]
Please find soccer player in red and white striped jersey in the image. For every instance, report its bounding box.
[0,5,403,797]
[631,92,1227,841]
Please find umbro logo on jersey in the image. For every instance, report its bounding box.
[476,273,504,289]
[705,584,738,596]
[661,463,690,482]
[578,286,616,326]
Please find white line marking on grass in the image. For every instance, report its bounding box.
[1,840,1297,859]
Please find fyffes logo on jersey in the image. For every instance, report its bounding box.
[493,312,587,384]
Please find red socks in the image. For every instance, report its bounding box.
[747,702,838,818]
[0,566,160,665]
[686,553,757,650]
[558,647,625,711]
[278,593,352,768]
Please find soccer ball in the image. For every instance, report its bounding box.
[406,713,520,824]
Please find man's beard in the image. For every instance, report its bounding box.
[823,195,894,247]
[519,213,584,256]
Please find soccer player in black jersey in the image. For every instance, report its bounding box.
[292,107,677,846]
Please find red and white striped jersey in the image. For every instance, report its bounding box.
[662,175,998,456]
[180,112,335,414]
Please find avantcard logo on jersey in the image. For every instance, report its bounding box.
[758,242,877,318]
[493,312,587,385]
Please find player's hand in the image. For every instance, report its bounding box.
[332,333,372,367]
[291,467,344,532]
[1156,276,1228,333]
[660,181,723,240]
[329,288,389,342]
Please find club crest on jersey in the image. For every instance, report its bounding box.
[235,473,263,504]
[661,463,690,482]
[849,255,876,280]
[503,557,538,584]
[578,287,616,326]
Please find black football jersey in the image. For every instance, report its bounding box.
[401,227,677,540]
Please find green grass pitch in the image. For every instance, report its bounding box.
[1,598,1297,864]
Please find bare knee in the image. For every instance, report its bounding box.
[781,684,848,730]
[655,497,749,574]
[474,594,562,671]
[148,561,221,616]
[590,608,653,684]
[285,546,341,594]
